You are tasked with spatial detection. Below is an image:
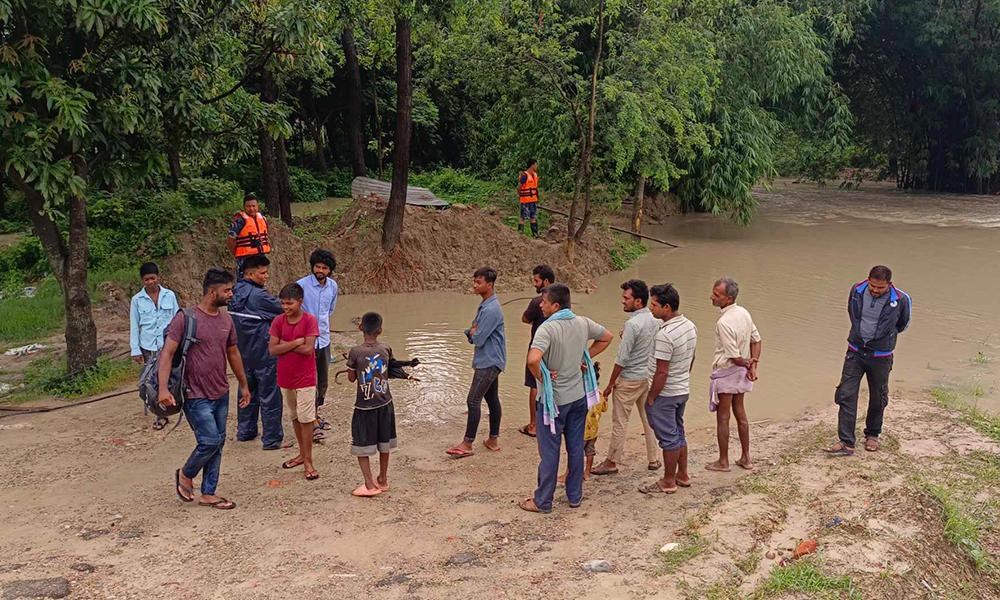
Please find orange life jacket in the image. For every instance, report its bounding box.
[233,211,271,257]
[519,170,539,204]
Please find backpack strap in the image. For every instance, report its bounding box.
[179,308,199,357]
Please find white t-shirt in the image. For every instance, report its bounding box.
[647,315,698,397]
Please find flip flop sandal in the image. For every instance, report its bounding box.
[153,418,168,431]
[199,497,236,510]
[648,461,663,471]
[677,480,692,488]
[639,482,676,495]
[518,499,551,514]
[351,484,382,498]
[823,444,855,457]
[865,438,879,452]
[446,446,474,458]
[282,459,304,469]
[518,426,537,438]
[305,471,320,481]
[591,465,619,476]
[375,481,389,492]
[483,441,501,452]
[175,469,194,503]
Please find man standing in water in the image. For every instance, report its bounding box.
[129,262,178,430]
[447,267,506,457]
[593,279,663,475]
[519,264,555,438]
[825,266,910,456]
[162,268,251,510]
[520,283,612,513]
[517,159,540,237]
[297,249,338,439]
[706,277,762,472]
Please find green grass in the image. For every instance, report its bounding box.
[751,557,862,600]
[971,351,989,365]
[930,386,1000,443]
[923,482,996,574]
[609,233,648,270]
[296,199,354,242]
[738,470,801,507]
[736,550,762,575]
[657,533,707,575]
[2,356,139,405]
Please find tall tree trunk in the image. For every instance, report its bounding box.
[275,134,294,226]
[382,17,413,251]
[373,81,385,180]
[631,175,645,240]
[0,175,6,218]
[342,28,368,177]
[165,119,183,189]
[571,0,605,245]
[258,70,281,218]
[301,81,329,175]
[566,139,586,262]
[8,167,98,374]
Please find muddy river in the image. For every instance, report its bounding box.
[335,181,1000,432]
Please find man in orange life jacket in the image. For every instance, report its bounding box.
[227,193,272,279]
[518,159,540,237]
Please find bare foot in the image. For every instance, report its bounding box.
[705,460,731,472]
[735,458,755,470]
[557,473,567,484]
[583,470,591,482]
[483,439,500,452]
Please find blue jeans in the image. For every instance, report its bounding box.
[182,393,229,496]
[237,361,283,448]
[533,396,587,512]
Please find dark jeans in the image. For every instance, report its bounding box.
[464,367,502,442]
[237,361,283,448]
[534,396,587,512]
[315,344,331,408]
[835,350,893,447]
[182,393,229,496]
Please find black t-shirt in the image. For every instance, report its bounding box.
[523,295,545,341]
[346,342,394,409]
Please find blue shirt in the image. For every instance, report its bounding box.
[296,274,338,349]
[129,286,179,356]
[464,294,506,371]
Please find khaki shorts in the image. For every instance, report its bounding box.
[282,387,317,424]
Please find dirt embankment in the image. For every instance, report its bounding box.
[159,197,621,301]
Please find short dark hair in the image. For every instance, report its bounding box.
[593,361,601,382]
[139,262,159,277]
[242,254,270,273]
[202,268,235,295]
[542,283,571,310]
[620,279,649,307]
[279,282,304,301]
[649,283,680,312]
[244,192,257,205]
[869,265,892,282]
[526,158,537,169]
[474,267,497,284]
[360,312,383,334]
[309,248,336,271]
[532,264,555,284]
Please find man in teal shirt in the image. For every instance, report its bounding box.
[129,262,178,430]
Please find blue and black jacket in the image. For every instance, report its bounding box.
[228,279,282,369]
[846,281,911,357]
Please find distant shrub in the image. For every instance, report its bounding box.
[178,177,243,208]
[289,167,327,203]
[326,167,354,198]
[407,168,510,206]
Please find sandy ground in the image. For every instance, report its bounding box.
[2,363,999,600]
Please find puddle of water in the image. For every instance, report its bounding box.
[334,180,1000,431]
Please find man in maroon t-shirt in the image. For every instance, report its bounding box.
[269,282,320,480]
[518,264,554,438]
[159,268,250,510]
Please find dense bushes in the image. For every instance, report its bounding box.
[288,167,326,203]
[178,178,244,208]
[0,236,46,289]
[407,168,510,206]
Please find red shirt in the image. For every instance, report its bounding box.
[269,312,320,389]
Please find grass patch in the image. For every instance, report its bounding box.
[657,532,707,575]
[930,386,1000,443]
[923,482,996,574]
[738,470,801,506]
[609,233,648,270]
[408,168,510,207]
[751,557,862,600]
[971,351,989,365]
[296,199,354,242]
[736,549,762,575]
[2,356,139,405]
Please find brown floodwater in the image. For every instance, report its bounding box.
[334,181,1000,432]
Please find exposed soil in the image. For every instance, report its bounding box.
[0,377,997,600]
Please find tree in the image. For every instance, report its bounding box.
[381,14,413,250]
[342,27,368,177]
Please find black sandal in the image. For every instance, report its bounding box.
[175,469,194,503]
[199,497,236,510]
[153,417,168,431]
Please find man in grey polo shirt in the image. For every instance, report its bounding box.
[593,279,662,475]
[640,283,698,495]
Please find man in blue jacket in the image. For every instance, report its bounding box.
[825,265,911,456]
[229,254,285,450]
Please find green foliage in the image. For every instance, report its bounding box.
[0,236,46,290]
[930,386,1000,444]
[213,164,265,196]
[751,557,862,599]
[325,168,354,198]
[288,167,327,203]
[4,356,139,403]
[656,533,706,575]
[408,168,510,206]
[86,189,191,268]
[178,178,244,209]
[923,482,996,574]
[609,233,647,270]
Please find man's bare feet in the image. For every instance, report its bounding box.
[705,460,731,472]
[735,457,755,470]
[583,470,591,482]
[483,439,500,452]
[376,475,389,491]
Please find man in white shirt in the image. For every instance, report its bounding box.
[706,277,762,473]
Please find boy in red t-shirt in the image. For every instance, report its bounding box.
[268,283,321,480]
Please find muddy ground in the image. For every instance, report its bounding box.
[1,369,998,600]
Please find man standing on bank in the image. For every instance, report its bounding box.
[162,268,251,510]
[517,159,540,237]
[297,249,339,439]
[825,266,911,456]
[521,283,613,513]
[130,262,179,430]
[229,254,286,450]
[593,279,663,475]
[227,193,271,280]
[447,267,507,457]
[519,264,555,438]
[706,278,762,472]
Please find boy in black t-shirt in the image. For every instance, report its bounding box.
[346,312,397,497]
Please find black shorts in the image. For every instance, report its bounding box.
[350,403,397,456]
[524,364,537,389]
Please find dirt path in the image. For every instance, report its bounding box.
[1,383,997,600]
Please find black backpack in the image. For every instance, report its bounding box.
[138,309,198,421]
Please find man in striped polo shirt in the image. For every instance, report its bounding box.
[639,284,698,495]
